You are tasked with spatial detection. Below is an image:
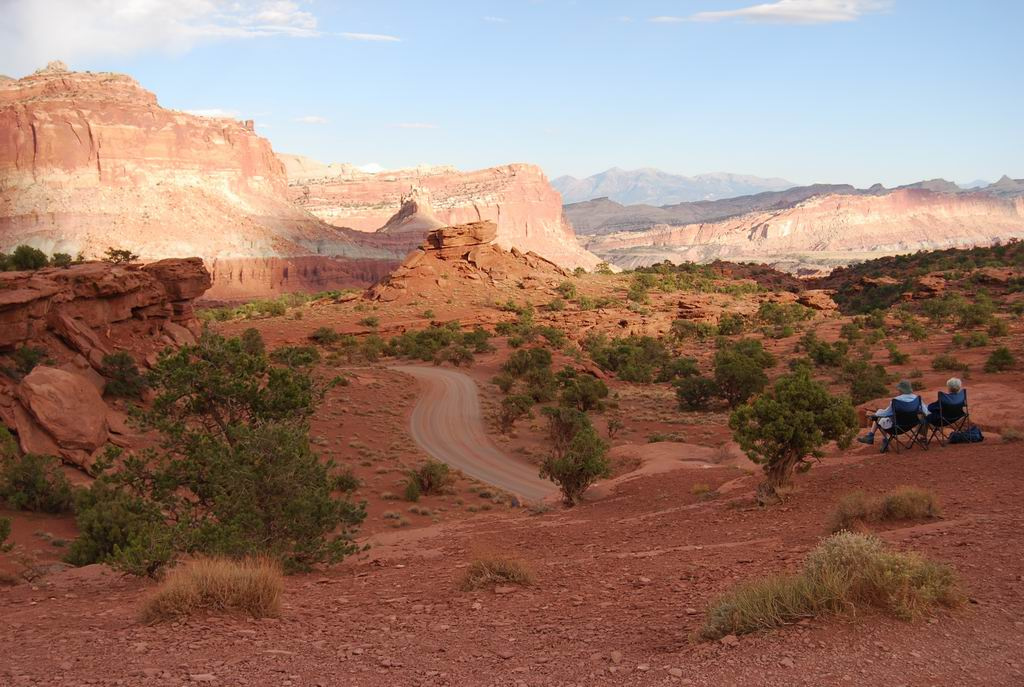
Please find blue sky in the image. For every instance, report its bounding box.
[3,1,1021,187]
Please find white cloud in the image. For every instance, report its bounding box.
[339,32,401,42]
[183,108,241,119]
[690,0,888,24]
[294,115,328,124]
[393,122,439,129]
[650,16,686,23]
[0,1,398,76]
[483,16,507,23]
[357,163,385,173]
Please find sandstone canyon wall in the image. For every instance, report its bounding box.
[0,63,401,299]
[0,258,211,471]
[285,158,603,271]
[585,187,1024,274]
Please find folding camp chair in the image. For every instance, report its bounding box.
[926,390,969,446]
[880,397,929,453]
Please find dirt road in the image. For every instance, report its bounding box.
[394,365,557,502]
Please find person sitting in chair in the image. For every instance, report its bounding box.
[857,379,929,447]
[926,377,965,425]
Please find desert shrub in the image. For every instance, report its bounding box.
[675,376,718,411]
[556,281,577,299]
[536,326,567,348]
[523,367,558,403]
[11,245,49,270]
[627,273,656,303]
[730,369,857,504]
[403,479,421,502]
[595,262,614,275]
[539,424,610,506]
[931,354,964,371]
[540,406,592,457]
[239,328,266,356]
[500,394,534,432]
[656,356,700,383]
[984,346,1016,373]
[903,320,929,342]
[100,352,147,399]
[559,374,609,412]
[434,343,475,367]
[309,327,342,345]
[502,347,552,378]
[492,373,515,394]
[334,468,360,493]
[713,340,773,408]
[460,555,534,590]
[68,332,364,575]
[829,487,940,532]
[842,358,890,404]
[701,532,961,639]
[3,345,48,379]
[50,252,73,268]
[0,453,75,513]
[955,295,995,328]
[1001,427,1023,443]
[757,302,813,327]
[0,428,16,460]
[358,316,379,328]
[406,461,452,495]
[546,297,566,312]
[585,334,670,383]
[140,557,283,623]
[671,319,718,341]
[716,313,746,336]
[0,517,11,552]
[988,318,1009,338]
[886,342,910,365]
[606,416,624,439]
[388,322,468,360]
[799,332,849,367]
[104,247,139,264]
[270,345,320,368]
[839,322,862,343]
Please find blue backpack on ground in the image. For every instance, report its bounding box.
[948,426,983,444]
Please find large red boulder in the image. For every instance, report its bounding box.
[17,366,109,453]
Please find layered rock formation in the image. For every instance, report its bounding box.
[288,159,603,271]
[368,221,571,304]
[0,63,401,299]
[585,188,1024,273]
[0,258,211,470]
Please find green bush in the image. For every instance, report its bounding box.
[434,343,475,367]
[799,332,849,367]
[270,345,321,368]
[730,370,857,504]
[585,334,671,383]
[984,346,1016,373]
[886,343,910,365]
[499,394,534,432]
[757,301,813,327]
[713,339,774,408]
[560,374,609,412]
[358,316,380,328]
[104,247,139,264]
[0,517,12,552]
[716,313,746,336]
[932,354,965,371]
[492,373,515,394]
[556,281,577,299]
[988,318,1009,338]
[51,252,73,268]
[675,376,718,411]
[656,356,699,383]
[502,347,552,377]
[67,332,364,575]
[3,345,49,379]
[406,461,452,495]
[388,322,485,361]
[539,425,609,506]
[240,328,266,356]
[842,358,890,404]
[100,352,148,399]
[671,319,718,341]
[309,327,342,345]
[11,245,49,270]
[0,453,75,513]
[541,406,592,458]
[701,532,961,639]
[546,297,566,312]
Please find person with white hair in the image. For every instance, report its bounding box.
[926,377,966,425]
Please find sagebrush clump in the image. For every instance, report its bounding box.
[140,557,283,623]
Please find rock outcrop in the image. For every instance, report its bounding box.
[0,258,212,470]
[368,221,570,304]
[583,187,1024,273]
[287,158,603,271]
[0,63,403,299]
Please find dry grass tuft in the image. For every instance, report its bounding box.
[829,486,940,533]
[1002,427,1023,443]
[702,532,961,639]
[140,557,283,623]
[460,555,535,591]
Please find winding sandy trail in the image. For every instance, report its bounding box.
[394,365,557,503]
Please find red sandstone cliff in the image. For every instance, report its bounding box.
[585,188,1024,271]
[0,63,400,299]
[286,158,603,271]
